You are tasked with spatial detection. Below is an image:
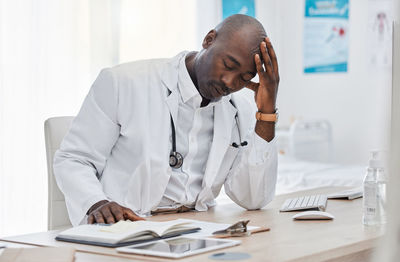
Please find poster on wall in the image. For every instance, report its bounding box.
[368,0,393,69]
[303,0,349,73]
[222,0,255,19]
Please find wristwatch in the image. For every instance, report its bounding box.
[255,109,279,123]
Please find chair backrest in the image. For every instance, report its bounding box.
[289,119,333,162]
[44,116,74,230]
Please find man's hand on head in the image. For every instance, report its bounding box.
[246,37,279,114]
[245,37,279,142]
[87,200,145,224]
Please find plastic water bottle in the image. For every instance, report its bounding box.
[362,151,387,226]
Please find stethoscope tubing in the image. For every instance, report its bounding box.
[169,111,247,168]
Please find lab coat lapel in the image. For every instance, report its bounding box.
[203,97,237,187]
[162,53,185,125]
[165,91,179,125]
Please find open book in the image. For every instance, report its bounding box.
[55,219,200,247]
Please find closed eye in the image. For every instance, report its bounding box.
[241,74,254,82]
[223,60,234,70]
[240,76,249,82]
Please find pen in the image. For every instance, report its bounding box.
[213,227,270,238]
[249,227,271,234]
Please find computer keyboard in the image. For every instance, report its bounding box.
[280,194,328,212]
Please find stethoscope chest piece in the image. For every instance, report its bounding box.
[169,151,183,168]
[169,113,183,169]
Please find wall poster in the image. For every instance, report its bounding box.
[222,0,255,19]
[303,0,349,73]
[368,0,393,69]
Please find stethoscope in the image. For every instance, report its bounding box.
[169,101,248,169]
[230,113,248,148]
[169,115,184,169]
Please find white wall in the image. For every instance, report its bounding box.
[118,0,197,62]
[257,0,392,165]
[195,0,221,49]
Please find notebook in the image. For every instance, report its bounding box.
[56,219,200,247]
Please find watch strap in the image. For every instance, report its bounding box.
[255,111,278,122]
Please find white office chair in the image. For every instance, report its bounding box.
[44,116,74,230]
[289,119,333,162]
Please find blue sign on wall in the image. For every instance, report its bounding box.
[222,0,255,19]
[305,0,349,19]
[303,0,350,73]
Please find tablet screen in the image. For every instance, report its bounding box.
[127,237,230,254]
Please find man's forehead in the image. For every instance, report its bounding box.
[223,50,257,76]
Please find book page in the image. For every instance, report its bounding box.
[100,220,193,237]
[99,220,140,234]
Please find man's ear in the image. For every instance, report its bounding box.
[202,30,217,49]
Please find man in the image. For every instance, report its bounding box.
[54,14,279,226]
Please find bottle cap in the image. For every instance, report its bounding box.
[369,150,384,168]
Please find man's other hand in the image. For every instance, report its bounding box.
[87,200,145,224]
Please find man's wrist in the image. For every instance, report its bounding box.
[255,121,275,142]
[87,200,109,215]
[258,102,276,114]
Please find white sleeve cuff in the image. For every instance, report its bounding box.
[74,194,110,226]
[251,133,277,165]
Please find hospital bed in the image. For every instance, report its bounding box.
[216,119,365,204]
[216,154,365,205]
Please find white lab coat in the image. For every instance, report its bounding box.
[53,52,278,226]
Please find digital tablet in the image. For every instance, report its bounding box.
[116,236,241,258]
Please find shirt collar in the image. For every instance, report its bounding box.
[177,52,200,104]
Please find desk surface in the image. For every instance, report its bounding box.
[1,187,382,262]
[0,241,145,262]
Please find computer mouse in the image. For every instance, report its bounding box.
[292,211,335,220]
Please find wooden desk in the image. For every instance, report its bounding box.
[0,241,145,262]
[0,187,383,261]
